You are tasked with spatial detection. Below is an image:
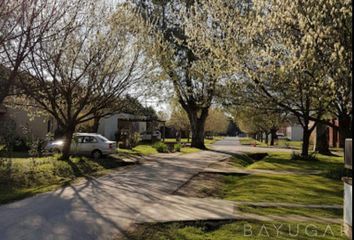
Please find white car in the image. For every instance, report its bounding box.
[46,133,116,159]
[140,130,161,141]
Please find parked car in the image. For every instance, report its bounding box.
[140,130,161,141]
[45,133,116,159]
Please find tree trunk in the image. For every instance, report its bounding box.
[270,128,277,146]
[188,108,208,149]
[338,114,352,148]
[302,129,311,157]
[191,123,206,149]
[60,125,75,160]
[314,123,331,155]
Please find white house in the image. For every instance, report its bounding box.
[97,113,148,140]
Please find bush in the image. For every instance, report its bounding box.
[174,143,182,152]
[153,142,169,153]
[130,132,141,148]
[291,151,318,161]
[29,139,46,157]
[11,137,30,152]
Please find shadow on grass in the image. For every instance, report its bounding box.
[0,154,136,205]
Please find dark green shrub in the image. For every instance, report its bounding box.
[174,143,182,152]
[12,137,30,152]
[153,142,169,153]
[29,139,46,157]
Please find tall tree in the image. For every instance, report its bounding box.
[182,0,352,156]
[19,2,151,160]
[134,0,229,149]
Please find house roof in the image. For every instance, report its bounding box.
[115,113,165,123]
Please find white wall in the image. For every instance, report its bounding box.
[98,114,148,140]
[98,115,118,140]
[286,125,303,141]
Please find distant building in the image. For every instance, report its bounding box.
[274,124,305,141]
[98,113,166,141]
[285,124,304,141]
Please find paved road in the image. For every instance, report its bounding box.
[211,137,298,154]
[0,138,238,240]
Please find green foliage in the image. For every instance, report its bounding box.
[130,132,141,148]
[153,142,169,153]
[174,143,182,152]
[29,139,46,157]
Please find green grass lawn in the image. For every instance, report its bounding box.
[117,143,201,156]
[125,221,346,240]
[238,205,343,219]
[180,147,201,154]
[239,138,316,150]
[164,136,224,145]
[130,151,346,240]
[247,152,344,173]
[274,139,307,149]
[164,138,191,143]
[0,154,133,204]
[117,144,159,157]
[220,152,344,205]
[198,151,344,203]
[221,173,343,205]
[117,137,225,157]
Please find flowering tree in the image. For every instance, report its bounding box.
[181,0,352,156]
[19,2,152,160]
[134,0,231,149]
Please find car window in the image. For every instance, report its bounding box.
[82,136,98,143]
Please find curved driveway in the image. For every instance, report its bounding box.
[0,138,240,240]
